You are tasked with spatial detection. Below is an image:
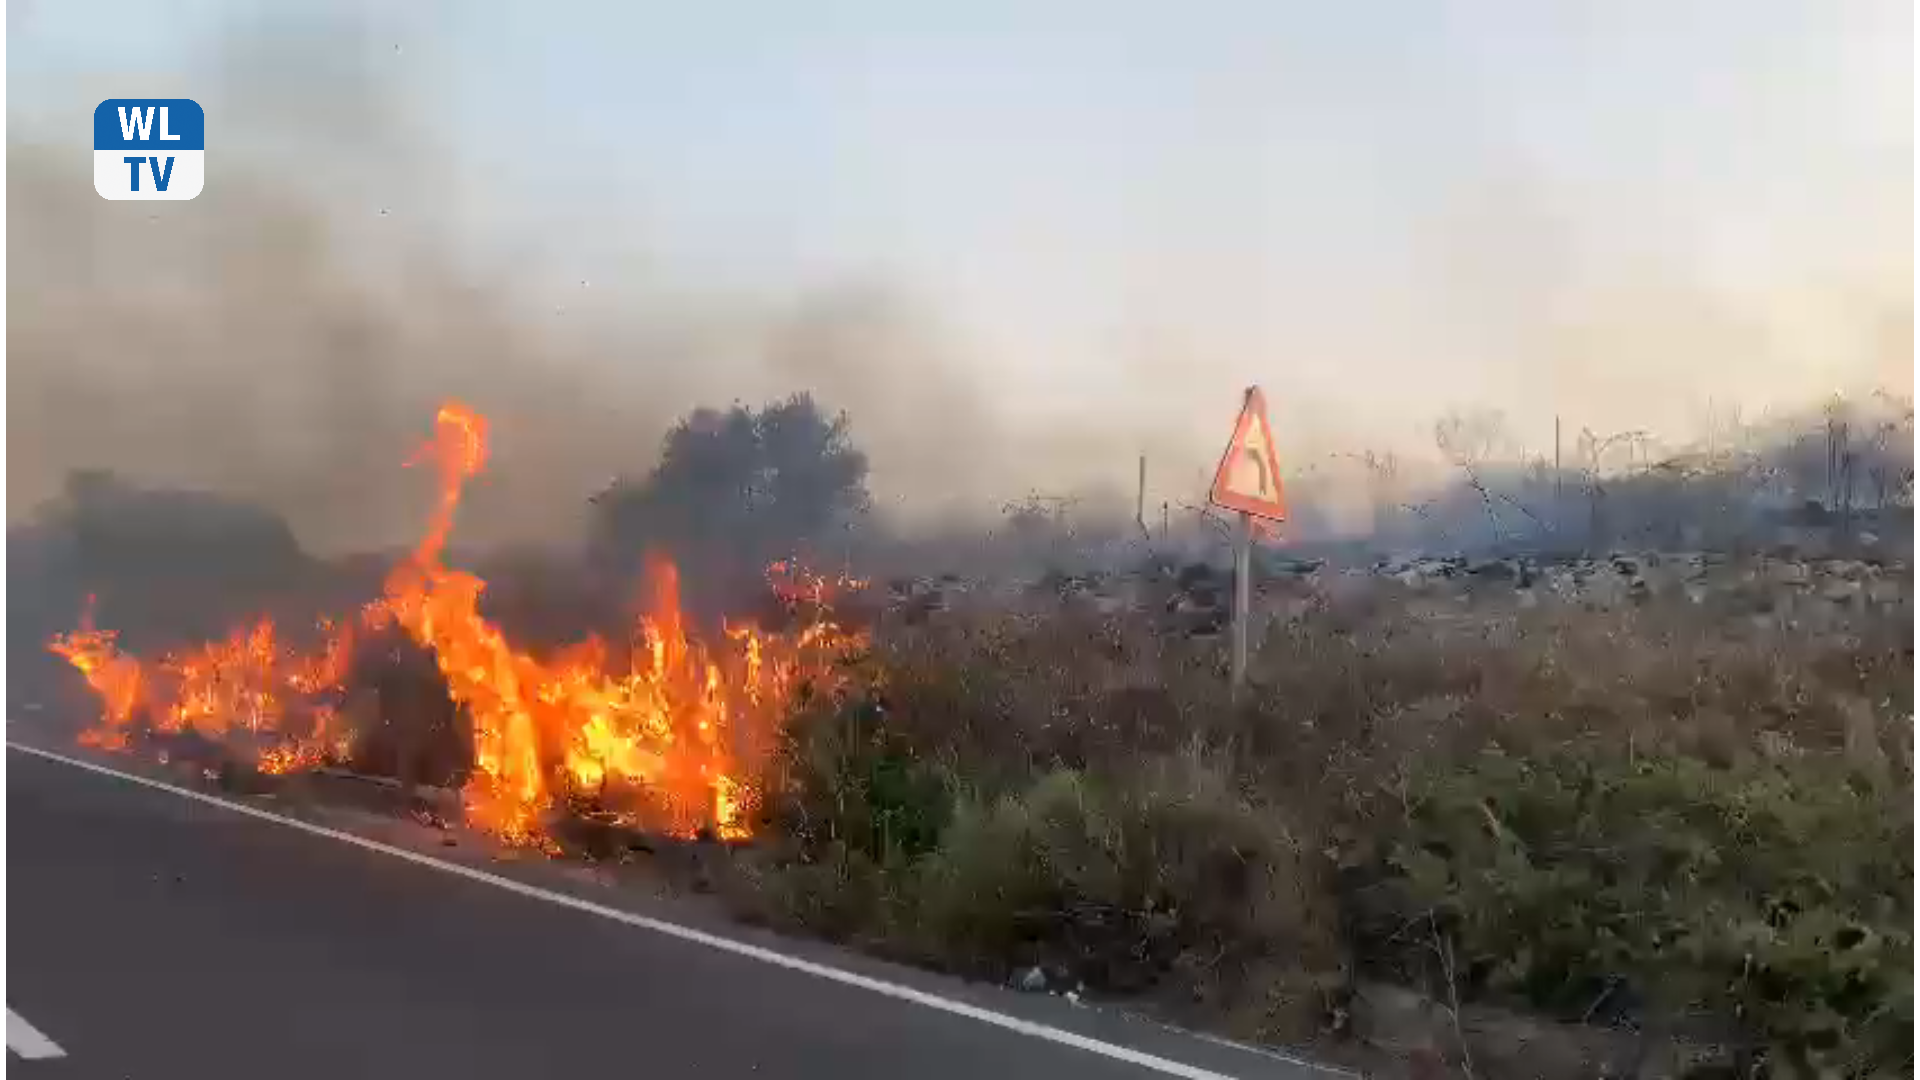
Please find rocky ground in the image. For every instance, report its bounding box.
[881,546,1913,640]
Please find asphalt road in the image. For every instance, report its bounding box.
[7,742,1344,1080]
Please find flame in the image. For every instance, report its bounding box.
[767,559,867,608]
[51,400,864,850]
[378,403,860,845]
[47,599,144,752]
[49,601,363,769]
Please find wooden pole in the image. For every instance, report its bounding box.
[1231,511,1252,701]
[1137,454,1147,526]
[1554,415,1562,510]
[1136,453,1149,541]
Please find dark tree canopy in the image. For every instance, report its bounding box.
[589,394,870,613]
[51,469,307,582]
[10,470,327,714]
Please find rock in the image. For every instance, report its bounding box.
[1867,579,1906,606]
[1267,557,1325,576]
[1467,559,1517,581]
[1820,580,1862,605]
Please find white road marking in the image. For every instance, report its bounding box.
[8,741,1347,1079]
[7,1008,66,1060]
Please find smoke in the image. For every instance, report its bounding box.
[9,4,1911,565]
[4,8,1046,555]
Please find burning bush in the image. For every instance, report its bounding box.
[48,603,361,771]
[50,401,868,849]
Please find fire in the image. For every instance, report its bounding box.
[51,400,864,849]
[47,600,144,752]
[155,616,359,752]
[48,599,358,765]
[766,559,867,607]
[377,403,860,844]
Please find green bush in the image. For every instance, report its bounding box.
[1369,738,1912,1075]
[912,758,1341,1001]
[752,723,1347,1038]
[766,694,955,867]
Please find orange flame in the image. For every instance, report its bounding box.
[767,559,868,608]
[52,401,864,849]
[377,403,861,844]
[49,601,363,768]
[47,598,144,752]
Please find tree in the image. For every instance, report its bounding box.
[1573,427,1650,553]
[588,394,870,615]
[1434,409,1550,548]
[12,469,315,655]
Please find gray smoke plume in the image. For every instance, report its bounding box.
[10,4,1910,566]
[5,7,1051,556]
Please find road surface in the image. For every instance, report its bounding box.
[7,742,1344,1079]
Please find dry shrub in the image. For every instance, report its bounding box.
[744,573,1913,1074]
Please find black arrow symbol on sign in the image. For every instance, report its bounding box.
[1240,448,1268,496]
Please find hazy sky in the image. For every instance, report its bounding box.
[8,1,1912,540]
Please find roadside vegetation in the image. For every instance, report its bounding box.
[724,581,1912,1078]
[18,391,1912,1078]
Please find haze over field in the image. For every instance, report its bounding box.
[8,1,1911,550]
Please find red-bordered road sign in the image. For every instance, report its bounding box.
[1208,386,1287,522]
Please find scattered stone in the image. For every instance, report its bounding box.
[871,549,1907,624]
[1467,559,1516,581]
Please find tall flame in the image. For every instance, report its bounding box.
[49,401,864,848]
[47,599,145,752]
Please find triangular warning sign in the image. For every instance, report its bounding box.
[1208,386,1288,521]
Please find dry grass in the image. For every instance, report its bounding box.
[733,572,1913,1076]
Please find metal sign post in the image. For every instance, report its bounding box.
[1231,511,1253,700]
[1207,386,1288,704]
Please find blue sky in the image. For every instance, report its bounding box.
[9,1,1912,524]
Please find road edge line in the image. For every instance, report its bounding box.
[8,740,1348,1080]
[7,1008,68,1060]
